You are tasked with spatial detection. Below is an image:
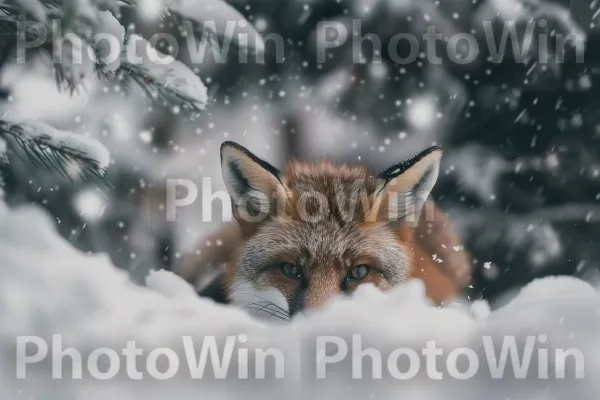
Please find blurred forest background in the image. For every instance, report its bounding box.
[1,0,600,307]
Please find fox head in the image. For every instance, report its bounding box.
[220,141,443,321]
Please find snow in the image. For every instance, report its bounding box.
[145,269,198,299]
[73,188,107,222]
[136,0,166,20]
[507,275,598,306]
[1,119,110,170]
[1,203,599,399]
[406,95,438,131]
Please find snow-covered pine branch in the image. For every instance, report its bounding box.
[0,119,110,186]
[112,0,269,116]
[0,0,127,88]
[0,0,219,113]
[118,34,208,117]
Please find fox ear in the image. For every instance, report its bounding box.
[220,141,288,223]
[368,146,442,225]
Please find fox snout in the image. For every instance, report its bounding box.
[230,270,357,321]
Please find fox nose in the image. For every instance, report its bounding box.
[287,270,342,316]
[289,291,341,317]
[302,280,341,311]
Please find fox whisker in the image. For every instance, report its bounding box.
[243,300,290,320]
[243,304,290,321]
[239,292,290,317]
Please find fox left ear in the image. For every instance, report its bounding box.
[221,141,289,224]
[368,146,442,224]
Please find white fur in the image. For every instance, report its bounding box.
[230,280,290,322]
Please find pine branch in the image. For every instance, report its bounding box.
[118,63,206,117]
[0,120,111,187]
[117,34,208,118]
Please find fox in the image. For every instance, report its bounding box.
[174,141,472,321]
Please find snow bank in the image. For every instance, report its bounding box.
[0,203,599,399]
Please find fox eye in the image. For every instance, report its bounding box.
[348,265,370,281]
[279,262,301,280]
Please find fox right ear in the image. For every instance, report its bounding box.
[220,141,288,223]
[368,146,442,225]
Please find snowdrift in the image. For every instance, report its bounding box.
[0,204,599,400]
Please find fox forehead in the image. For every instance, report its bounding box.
[283,160,378,195]
[281,160,379,222]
